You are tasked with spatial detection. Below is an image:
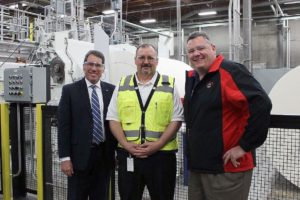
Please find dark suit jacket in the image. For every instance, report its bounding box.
[58,78,116,170]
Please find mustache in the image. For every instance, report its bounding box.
[141,63,152,68]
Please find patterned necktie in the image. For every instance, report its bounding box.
[91,85,104,144]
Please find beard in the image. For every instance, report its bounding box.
[139,63,154,77]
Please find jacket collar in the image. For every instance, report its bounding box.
[187,54,224,78]
[208,54,224,73]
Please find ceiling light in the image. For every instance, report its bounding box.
[102,9,115,15]
[284,1,300,4]
[9,4,18,9]
[140,19,156,24]
[198,11,217,16]
[199,22,228,28]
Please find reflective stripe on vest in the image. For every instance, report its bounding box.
[124,130,176,140]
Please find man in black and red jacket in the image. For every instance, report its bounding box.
[184,31,272,200]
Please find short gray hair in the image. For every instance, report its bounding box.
[187,31,211,43]
[135,44,158,57]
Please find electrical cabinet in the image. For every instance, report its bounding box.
[4,66,50,103]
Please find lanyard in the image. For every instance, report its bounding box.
[133,74,160,143]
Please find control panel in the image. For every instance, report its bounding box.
[4,66,50,103]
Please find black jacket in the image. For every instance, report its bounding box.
[58,78,116,170]
[184,55,272,173]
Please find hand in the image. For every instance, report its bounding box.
[223,146,246,168]
[61,160,74,176]
[134,141,162,158]
[123,142,141,156]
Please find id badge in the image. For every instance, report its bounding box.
[127,156,134,172]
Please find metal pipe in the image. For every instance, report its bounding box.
[270,4,277,16]
[286,20,291,69]
[87,15,104,20]
[78,0,84,21]
[233,0,241,62]
[30,105,37,179]
[181,28,185,62]
[110,11,118,42]
[0,5,44,18]
[125,1,214,14]
[228,0,233,60]
[1,6,3,41]
[243,0,252,72]
[70,0,78,40]
[119,0,123,43]
[122,20,171,38]
[12,103,22,177]
[273,0,284,16]
[176,0,182,60]
[0,40,36,50]
[139,13,300,31]
[273,0,290,68]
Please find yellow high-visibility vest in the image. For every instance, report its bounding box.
[117,74,178,151]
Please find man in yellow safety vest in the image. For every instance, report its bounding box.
[107,44,184,200]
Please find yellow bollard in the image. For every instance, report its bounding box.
[1,103,12,200]
[36,104,44,200]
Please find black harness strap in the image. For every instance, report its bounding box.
[133,73,161,143]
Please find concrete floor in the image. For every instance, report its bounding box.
[0,193,37,200]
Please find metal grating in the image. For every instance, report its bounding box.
[23,107,37,193]
[249,127,300,200]
[249,115,300,200]
[42,106,67,200]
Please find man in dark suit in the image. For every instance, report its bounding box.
[58,50,116,200]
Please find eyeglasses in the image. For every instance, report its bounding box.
[136,56,157,63]
[84,62,104,68]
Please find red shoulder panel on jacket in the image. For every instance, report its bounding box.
[187,70,195,77]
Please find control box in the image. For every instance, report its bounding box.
[4,66,50,103]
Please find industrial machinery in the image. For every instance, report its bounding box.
[1,0,299,200]
[0,1,191,199]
